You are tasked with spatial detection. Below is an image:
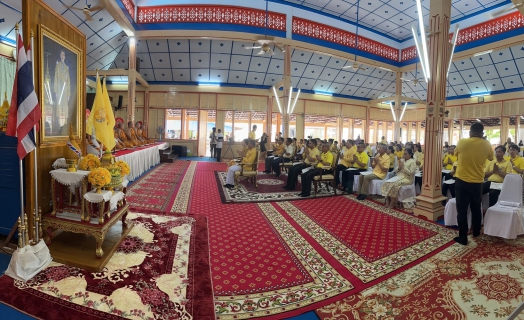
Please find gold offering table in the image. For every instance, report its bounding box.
[43,169,133,272]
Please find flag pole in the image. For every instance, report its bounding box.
[14,23,25,248]
[30,29,39,243]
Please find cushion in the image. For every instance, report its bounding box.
[314,174,334,180]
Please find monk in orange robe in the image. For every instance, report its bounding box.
[114,128,125,150]
[135,122,148,144]
[125,121,142,146]
[137,122,154,144]
[117,123,134,148]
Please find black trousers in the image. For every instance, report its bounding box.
[272,157,290,175]
[285,163,309,189]
[334,164,348,185]
[210,143,216,158]
[216,148,222,162]
[388,168,394,172]
[442,174,456,198]
[301,169,329,196]
[342,168,367,191]
[482,181,502,207]
[415,176,422,190]
[455,178,483,242]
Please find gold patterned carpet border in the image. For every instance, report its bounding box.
[170,161,197,213]
[276,196,457,283]
[215,202,354,320]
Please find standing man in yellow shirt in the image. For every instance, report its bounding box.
[299,143,334,197]
[283,140,320,190]
[483,145,512,207]
[335,140,355,188]
[249,125,257,141]
[342,142,369,193]
[453,122,494,245]
[357,144,390,200]
[224,140,257,188]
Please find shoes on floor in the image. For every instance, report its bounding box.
[357,194,367,201]
[300,193,310,197]
[223,184,234,188]
[453,237,468,245]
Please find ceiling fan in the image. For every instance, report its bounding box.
[341,1,367,71]
[491,0,523,17]
[63,1,102,21]
[401,63,424,86]
[244,1,285,55]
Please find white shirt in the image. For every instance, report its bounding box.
[297,146,305,155]
[216,133,224,148]
[283,145,294,158]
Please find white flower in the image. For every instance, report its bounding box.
[372,304,388,317]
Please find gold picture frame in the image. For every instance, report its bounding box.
[39,25,82,142]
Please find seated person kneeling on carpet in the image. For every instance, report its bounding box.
[264,137,285,173]
[272,138,294,177]
[224,140,257,188]
[482,145,512,207]
[357,143,391,200]
[283,139,320,190]
[381,147,416,208]
[298,143,334,197]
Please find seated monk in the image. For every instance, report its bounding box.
[140,125,155,143]
[137,122,154,144]
[114,128,125,150]
[125,121,142,146]
[116,123,134,148]
[135,122,148,145]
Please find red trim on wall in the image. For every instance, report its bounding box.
[121,0,135,21]
[401,11,524,62]
[292,17,400,62]
[136,5,286,30]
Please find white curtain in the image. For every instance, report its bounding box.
[0,56,16,103]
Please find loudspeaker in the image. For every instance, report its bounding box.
[117,95,123,110]
[171,145,187,157]
[136,57,140,73]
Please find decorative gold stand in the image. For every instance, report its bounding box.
[42,204,133,272]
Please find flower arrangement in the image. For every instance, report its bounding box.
[116,160,130,176]
[80,154,100,171]
[88,168,111,193]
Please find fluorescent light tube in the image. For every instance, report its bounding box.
[290,89,301,114]
[415,0,430,81]
[389,102,397,122]
[520,116,524,120]
[0,39,16,48]
[399,102,408,122]
[110,81,128,84]
[273,86,283,114]
[447,24,459,78]
[476,119,481,122]
[287,86,293,114]
[473,50,493,57]
[412,26,429,83]
[314,91,332,96]
[471,93,491,97]
[198,83,220,86]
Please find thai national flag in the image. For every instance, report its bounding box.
[6,34,41,159]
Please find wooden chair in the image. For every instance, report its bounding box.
[280,145,297,173]
[234,147,260,188]
[313,153,339,196]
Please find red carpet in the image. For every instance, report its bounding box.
[0,213,214,319]
[126,161,190,213]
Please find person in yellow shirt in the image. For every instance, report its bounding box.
[443,145,457,170]
[357,143,391,200]
[335,140,355,188]
[380,136,387,145]
[414,143,424,168]
[224,140,257,188]
[299,143,334,197]
[506,144,524,175]
[341,142,369,193]
[283,139,320,190]
[248,125,257,141]
[394,144,403,160]
[453,122,494,245]
[386,146,395,172]
[263,137,285,173]
[482,145,512,207]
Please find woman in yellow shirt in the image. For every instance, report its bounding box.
[506,144,524,175]
[482,145,512,207]
[386,146,395,172]
[394,144,403,160]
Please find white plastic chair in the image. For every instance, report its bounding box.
[398,181,416,202]
[444,198,483,228]
[484,174,524,240]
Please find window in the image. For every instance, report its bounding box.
[305,115,326,139]
[289,114,296,138]
[234,111,250,142]
[251,112,267,141]
[411,122,416,142]
[401,122,407,143]
[224,111,233,142]
[185,109,198,140]
[204,110,216,156]
[166,109,181,139]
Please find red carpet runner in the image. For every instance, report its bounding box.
[0,213,214,319]
[126,161,190,213]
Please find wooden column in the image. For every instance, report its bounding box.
[414,0,452,221]
[516,117,521,143]
[128,38,137,123]
[407,121,412,142]
[501,117,510,144]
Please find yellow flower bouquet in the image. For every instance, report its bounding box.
[88,167,111,193]
[80,154,100,171]
[115,160,130,176]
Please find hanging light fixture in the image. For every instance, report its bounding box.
[389,102,397,121]
[272,86,283,114]
[447,24,460,78]
[399,102,408,122]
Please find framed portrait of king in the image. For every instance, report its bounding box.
[39,25,82,142]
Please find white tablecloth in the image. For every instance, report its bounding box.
[50,169,89,187]
[116,143,167,181]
